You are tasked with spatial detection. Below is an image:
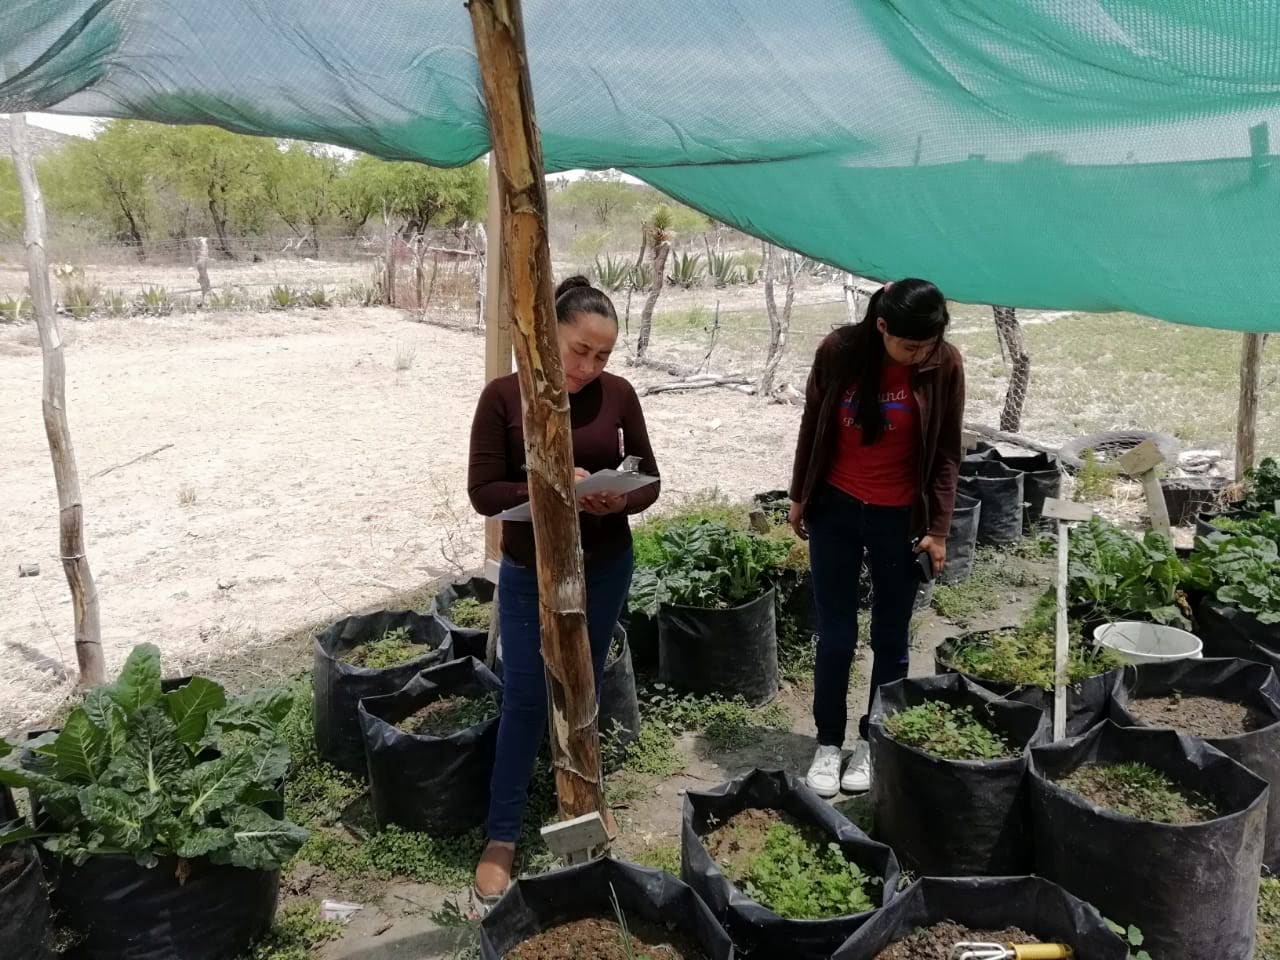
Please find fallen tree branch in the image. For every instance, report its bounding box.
[640,374,753,397]
[963,422,1060,458]
[91,443,175,480]
[625,355,694,377]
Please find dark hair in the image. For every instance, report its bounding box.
[834,278,949,445]
[554,275,618,326]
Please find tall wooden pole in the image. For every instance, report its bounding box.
[9,114,105,687]
[483,157,512,576]
[1236,333,1266,482]
[467,0,606,822]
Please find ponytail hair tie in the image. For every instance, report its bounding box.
[883,280,894,293]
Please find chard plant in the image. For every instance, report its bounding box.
[1067,517,1187,626]
[0,644,307,870]
[1185,533,1280,623]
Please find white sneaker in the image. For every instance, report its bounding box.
[841,740,872,793]
[806,745,842,798]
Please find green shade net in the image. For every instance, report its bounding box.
[3,1,1280,331]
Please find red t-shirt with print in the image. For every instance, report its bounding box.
[826,362,920,507]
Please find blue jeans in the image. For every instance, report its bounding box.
[487,546,635,842]
[808,485,917,746]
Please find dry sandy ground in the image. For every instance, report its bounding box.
[0,307,804,731]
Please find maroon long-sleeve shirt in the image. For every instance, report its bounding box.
[468,371,660,567]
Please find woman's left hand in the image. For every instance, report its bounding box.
[915,535,947,576]
[579,491,627,515]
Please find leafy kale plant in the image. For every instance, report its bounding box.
[1067,517,1187,626]
[1185,533,1280,624]
[1243,457,1280,514]
[628,521,788,617]
[0,644,307,870]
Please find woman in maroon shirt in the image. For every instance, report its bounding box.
[468,276,660,904]
[788,279,964,798]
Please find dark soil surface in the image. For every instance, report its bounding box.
[1058,762,1219,825]
[700,806,791,876]
[397,693,498,737]
[505,916,707,960]
[874,921,1040,959]
[1128,693,1270,738]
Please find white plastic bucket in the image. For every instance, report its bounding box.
[1093,621,1203,665]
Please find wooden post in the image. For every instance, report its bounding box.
[1117,440,1172,540]
[483,157,512,576]
[194,237,213,302]
[468,0,607,824]
[1042,498,1093,741]
[1236,333,1266,482]
[9,114,105,687]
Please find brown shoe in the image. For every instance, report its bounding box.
[474,840,516,901]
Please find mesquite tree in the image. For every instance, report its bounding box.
[758,242,804,396]
[634,204,672,360]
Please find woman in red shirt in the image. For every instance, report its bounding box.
[788,279,964,797]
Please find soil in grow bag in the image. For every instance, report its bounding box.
[1030,722,1267,960]
[397,691,500,737]
[682,768,898,960]
[480,857,733,960]
[359,656,502,836]
[506,917,708,960]
[313,609,452,773]
[958,460,1025,546]
[659,588,779,707]
[872,922,1037,960]
[830,875,1129,960]
[435,576,497,661]
[1109,657,1280,870]
[869,675,1048,876]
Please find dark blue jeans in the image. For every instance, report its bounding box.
[809,485,917,746]
[487,546,634,842]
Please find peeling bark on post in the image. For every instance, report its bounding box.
[9,114,105,687]
[467,0,606,822]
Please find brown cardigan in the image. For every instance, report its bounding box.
[789,331,965,539]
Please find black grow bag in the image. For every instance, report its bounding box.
[1162,477,1228,527]
[0,828,50,959]
[359,656,502,836]
[1194,502,1254,539]
[1198,597,1280,671]
[480,856,734,959]
[1110,656,1280,871]
[313,609,452,773]
[433,575,496,661]
[43,852,279,960]
[600,626,642,745]
[934,633,1120,737]
[996,451,1063,531]
[1030,721,1267,960]
[941,493,981,584]
[682,768,899,960]
[660,588,778,707]
[868,674,1049,876]
[959,460,1025,545]
[830,875,1128,960]
[622,609,660,671]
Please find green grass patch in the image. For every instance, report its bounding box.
[341,626,424,669]
[932,546,1041,625]
[241,903,343,960]
[1258,877,1280,960]
[639,684,789,751]
[630,842,681,876]
[447,598,493,630]
[883,701,1015,761]
[1058,762,1218,825]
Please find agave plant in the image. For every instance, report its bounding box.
[627,263,654,292]
[207,287,241,311]
[0,296,30,324]
[668,252,706,289]
[269,285,301,310]
[102,289,131,317]
[306,287,332,309]
[707,252,743,287]
[62,283,101,320]
[136,285,174,317]
[593,255,630,292]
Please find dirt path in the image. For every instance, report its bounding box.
[0,307,804,731]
